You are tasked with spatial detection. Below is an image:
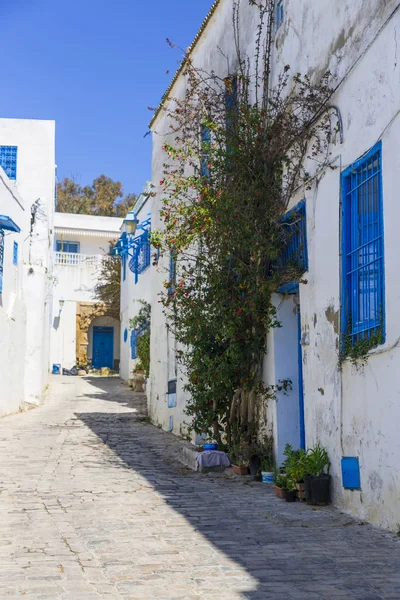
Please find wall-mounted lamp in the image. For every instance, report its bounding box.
[123,212,139,235]
[59,297,65,313]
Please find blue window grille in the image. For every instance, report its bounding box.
[130,329,137,360]
[225,76,238,131]
[276,0,284,30]
[278,200,308,293]
[56,240,80,253]
[0,231,4,293]
[129,231,151,282]
[0,146,17,180]
[200,124,211,178]
[13,241,18,265]
[342,142,385,346]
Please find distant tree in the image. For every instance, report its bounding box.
[93,254,121,320]
[56,175,137,217]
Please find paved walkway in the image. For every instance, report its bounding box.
[0,377,400,600]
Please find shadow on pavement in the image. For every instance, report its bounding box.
[75,377,400,600]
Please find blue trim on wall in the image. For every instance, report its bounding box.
[298,310,305,450]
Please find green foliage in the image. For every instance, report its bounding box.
[274,473,288,489]
[306,442,330,476]
[282,444,308,483]
[340,324,383,370]
[130,301,151,376]
[56,175,137,217]
[154,2,334,450]
[93,254,121,320]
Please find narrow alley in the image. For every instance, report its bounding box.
[0,377,399,600]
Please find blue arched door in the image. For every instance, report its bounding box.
[92,326,114,369]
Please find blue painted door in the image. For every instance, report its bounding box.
[92,326,114,369]
[298,310,306,449]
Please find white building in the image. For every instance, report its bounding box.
[0,117,55,413]
[148,0,400,530]
[119,185,153,383]
[50,212,122,372]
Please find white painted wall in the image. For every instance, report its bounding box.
[50,213,122,370]
[0,118,55,406]
[0,167,28,415]
[119,192,153,382]
[149,0,400,529]
[272,0,400,530]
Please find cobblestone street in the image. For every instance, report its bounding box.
[0,376,399,599]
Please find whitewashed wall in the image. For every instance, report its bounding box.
[0,167,28,415]
[273,0,400,529]
[149,0,400,528]
[119,197,153,383]
[0,118,55,406]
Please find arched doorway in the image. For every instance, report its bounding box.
[88,315,120,370]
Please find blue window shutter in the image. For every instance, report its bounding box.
[169,250,176,294]
[0,146,17,180]
[13,241,18,265]
[341,457,361,490]
[130,329,137,359]
[123,253,127,281]
[0,231,4,292]
[341,142,384,346]
[276,0,284,30]
[200,125,211,178]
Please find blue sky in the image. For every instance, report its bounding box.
[0,0,215,196]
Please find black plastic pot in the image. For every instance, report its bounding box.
[284,489,297,502]
[249,455,261,478]
[304,474,331,505]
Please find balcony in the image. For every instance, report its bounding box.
[54,252,104,268]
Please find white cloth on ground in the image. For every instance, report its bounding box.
[195,450,231,471]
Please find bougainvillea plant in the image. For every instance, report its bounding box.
[151,0,336,448]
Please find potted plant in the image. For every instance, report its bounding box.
[131,363,146,392]
[283,444,308,500]
[230,445,249,476]
[260,456,274,483]
[273,473,288,498]
[304,442,331,505]
[284,479,297,503]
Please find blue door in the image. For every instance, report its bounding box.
[92,326,114,369]
[298,310,306,450]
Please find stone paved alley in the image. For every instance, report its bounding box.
[1,377,400,600]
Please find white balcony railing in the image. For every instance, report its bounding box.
[55,252,104,268]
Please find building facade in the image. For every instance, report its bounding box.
[148,0,400,529]
[0,117,56,412]
[50,212,122,371]
[119,185,153,383]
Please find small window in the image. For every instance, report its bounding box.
[56,240,80,253]
[342,142,385,346]
[0,146,17,180]
[13,241,18,265]
[278,201,308,293]
[169,250,176,295]
[200,124,211,178]
[130,329,137,359]
[0,231,4,292]
[122,252,127,281]
[276,0,284,30]
[168,379,177,408]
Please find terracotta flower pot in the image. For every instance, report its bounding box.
[274,486,285,499]
[232,464,249,476]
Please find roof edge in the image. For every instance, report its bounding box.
[149,0,221,129]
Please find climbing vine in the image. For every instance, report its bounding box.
[152,0,336,448]
[130,301,151,376]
